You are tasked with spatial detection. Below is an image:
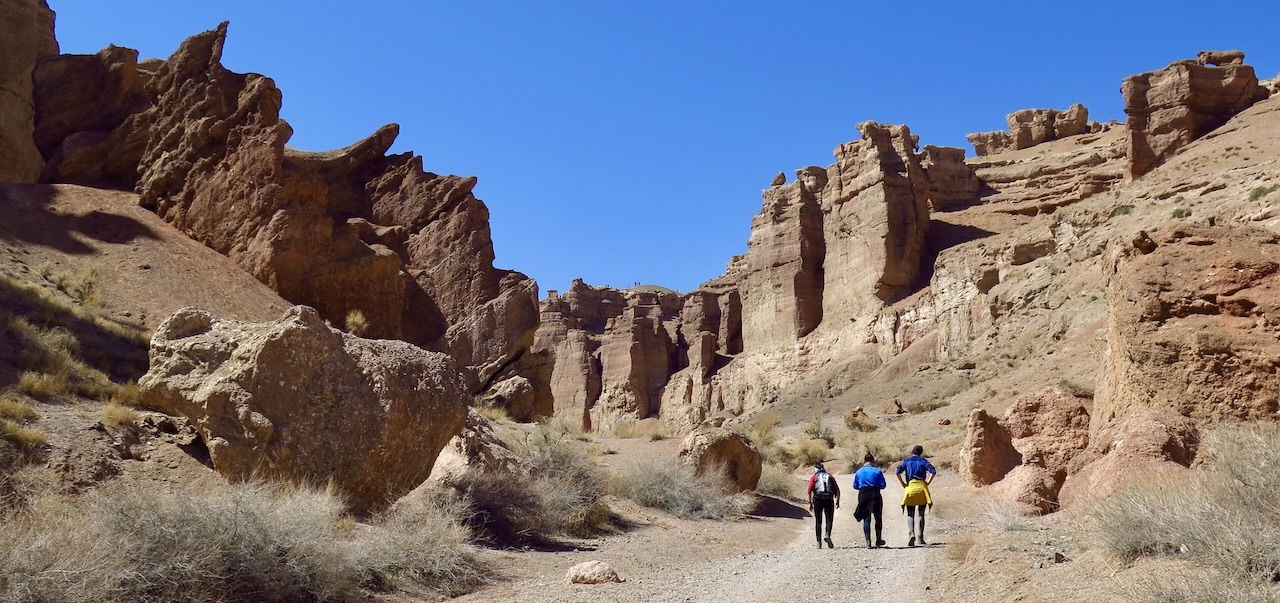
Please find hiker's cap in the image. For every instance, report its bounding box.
[814,463,825,472]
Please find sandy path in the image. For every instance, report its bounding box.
[455,473,942,603]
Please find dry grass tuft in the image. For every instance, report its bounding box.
[1,420,47,449]
[981,499,1036,532]
[344,309,370,336]
[101,403,139,428]
[17,370,66,400]
[844,409,878,432]
[841,428,913,468]
[0,391,37,421]
[611,459,754,520]
[905,398,950,414]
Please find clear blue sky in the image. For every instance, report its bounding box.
[50,1,1280,295]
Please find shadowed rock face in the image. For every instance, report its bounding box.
[1124,57,1269,178]
[32,23,541,404]
[139,306,469,515]
[676,426,762,492]
[0,0,58,183]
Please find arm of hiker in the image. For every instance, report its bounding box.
[925,460,937,485]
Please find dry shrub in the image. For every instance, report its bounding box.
[474,402,511,424]
[101,402,138,428]
[756,463,798,500]
[357,486,485,595]
[612,417,640,438]
[457,423,610,543]
[803,416,835,447]
[344,309,370,337]
[742,414,781,450]
[106,381,142,407]
[0,392,37,421]
[1093,425,1280,586]
[981,499,1035,532]
[788,438,830,468]
[0,479,485,602]
[844,409,878,432]
[610,459,754,520]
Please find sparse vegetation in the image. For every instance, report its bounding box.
[456,422,610,543]
[1111,205,1134,216]
[841,429,913,468]
[0,392,37,421]
[0,479,486,602]
[755,463,796,499]
[1058,379,1095,398]
[1171,207,1192,219]
[474,401,511,424]
[344,308,370,336]
[17,370,66,400]
[1093,426,1280,590]
[101,402,139,428]
[1,420,47,449]
[787,437,830,468]
[610,459,754,520]
[981,499,1035,532]
[803,415,835,447]
[843,408,878,432]
[1248,184,1279,202]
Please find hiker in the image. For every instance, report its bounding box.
[895,444,936,547]
[852,452,887,549]
[806,463,841,548]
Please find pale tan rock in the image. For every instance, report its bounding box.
[676,426,762,492]
[1196,49,1245,66]
[565,560,622,584]
[1124,59,1268,177]
[921,145,980,210]
[967,104,1091,157]
[429,408,529,486]
[0,0,58,182]
[139,306,469,514]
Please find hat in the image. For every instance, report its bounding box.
[814,463,825,472]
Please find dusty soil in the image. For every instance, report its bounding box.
[454,466,961,603]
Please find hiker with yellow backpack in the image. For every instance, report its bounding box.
[895,445,936,547]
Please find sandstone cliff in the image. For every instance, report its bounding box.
[0,0,58,182]
[31,23,541,406]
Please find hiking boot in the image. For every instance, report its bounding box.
[876,540,886,548]
[919,535,928,545]
[824,537,834,549]
[908,536,916,547]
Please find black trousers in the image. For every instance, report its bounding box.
[813,497,835,541]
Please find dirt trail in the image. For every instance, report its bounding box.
[455,472,942,603]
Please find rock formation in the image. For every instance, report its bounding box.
[959,388,1090,511]
[0,0,58,182]
[32,23,543,410]
[1196,49,1245,66]
[967,104,1092,157]
[139,306,469,514]
[1124,55,1269,178]
[676,426,762,492]
[921,145,981,211]
[428,409,529,486]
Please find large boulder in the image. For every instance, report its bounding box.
[1124,56,1269,177]
[428,409,529,486]
[139,306,469,514]
[676,427,762,492]
[0,0,58,182]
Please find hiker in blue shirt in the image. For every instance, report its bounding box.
[852,452,887,549]
[895,445,937,547]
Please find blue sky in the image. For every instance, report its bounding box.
[50,1,1280,295]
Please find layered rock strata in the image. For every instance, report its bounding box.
[140,306,469,514]
[1124,55,1269,178]
[0,0,58,182]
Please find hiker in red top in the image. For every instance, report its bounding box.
[806,463,841,548]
